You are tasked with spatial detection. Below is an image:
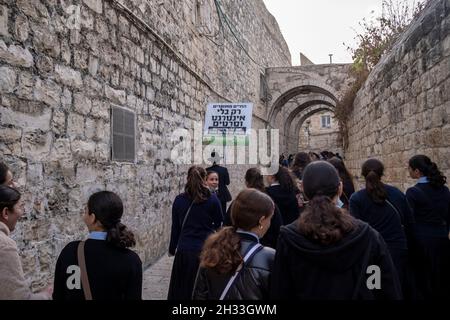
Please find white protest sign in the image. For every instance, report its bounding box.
[204,103,253,136]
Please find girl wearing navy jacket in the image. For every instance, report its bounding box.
[406,155,450,299]
[271,161,401,300]
[53,191,142,300]
[349,159,414,298]
[266,167,301,225]
[168,166,224,300]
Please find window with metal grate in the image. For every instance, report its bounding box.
[111,106,136,162]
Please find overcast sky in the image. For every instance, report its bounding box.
[262,0,423,65]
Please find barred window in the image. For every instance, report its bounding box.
[111,106,136,162]
[321,115,331,128]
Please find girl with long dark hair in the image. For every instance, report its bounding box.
[271,161,401,300]
[224,168,283,249]
[53,191,142,300]
[349,159,414,298]
[291,152,311,180]
[406,155,450,299]
[328,157,355,209]
[193,188,275,300]
[168,166,223,300]
[266,166,300,225]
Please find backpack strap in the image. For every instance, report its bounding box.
[77,241,93,300]
[219,243,263,300]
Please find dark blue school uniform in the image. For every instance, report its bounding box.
[349,184,413,297]
[266,185,300,225]
[168,192,223,300]
[406,179,450,299]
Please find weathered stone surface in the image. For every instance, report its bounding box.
[83,0,103,14]
[73,92,92,115]
[0,0,293,291]
[54,65,83,88]
[33,24,60,58]
[14,14,29,42]
[88,56,99,76]
[22,131,52,160]
[34,79,61,107]
[16,0,49,20]
[0,40,34,67]
[0,5,9,36]
[71,139,96,160]
[0,66,17,93]
[0,106,52,131]
[90,100,109,120]
[346,0,450,188]
[36,55,54,75]
[105,85,126,105]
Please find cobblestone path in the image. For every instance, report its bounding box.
[142,255,174,300]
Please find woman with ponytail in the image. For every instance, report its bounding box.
[168,166,223,300]
[53,191,142,300]
[271,161,402,300]
[406,155,450,299]
[266,166,301,225]
[193,188,275,300]
[349,159,414,298]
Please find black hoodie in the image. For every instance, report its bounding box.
[270,219,402,300]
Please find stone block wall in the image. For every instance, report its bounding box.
[0,0,290,289]
[346,0,450,190]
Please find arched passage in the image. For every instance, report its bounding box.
[268,82,338,126]
[283,99,336,151]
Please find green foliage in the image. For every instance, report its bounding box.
[336,0,426,149]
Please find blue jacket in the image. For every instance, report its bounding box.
[406,183,450,237]
[169,193,224,255]
[349,184,413,250]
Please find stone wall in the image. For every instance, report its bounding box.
[346,0,450,190]
[0,0,290,290]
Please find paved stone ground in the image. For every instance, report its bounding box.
[142,255,174,300]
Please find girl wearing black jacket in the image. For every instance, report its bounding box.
[193,188,275,300]
[224,168,283,249]
[271,161,402,300]
[349,159,413,298]
[406,155,450,299]
[53,191,142,300]
[328,157,355,209]
[266,167,300,225]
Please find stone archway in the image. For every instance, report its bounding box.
[268,84,338,126]
[264,64,352,155]
[283,98,336,151]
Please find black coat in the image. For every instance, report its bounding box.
[224,202,283,249]
[53,240,142,300]
[193,233,275,300]
[270,220,402,300]
[266,185,300,225]
[206,164,232,203]
[349,184,413,251]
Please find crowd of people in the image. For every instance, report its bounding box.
[169,152,450,300]
[0,151,449,300]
